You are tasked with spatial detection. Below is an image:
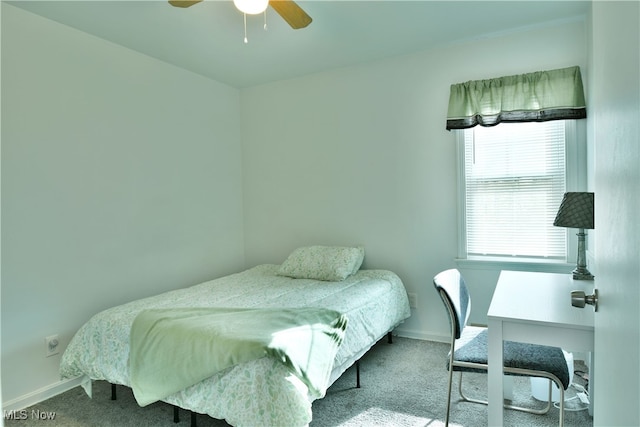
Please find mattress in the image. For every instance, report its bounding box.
[60,264,411,427]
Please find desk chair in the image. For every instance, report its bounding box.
[433,269,570,426]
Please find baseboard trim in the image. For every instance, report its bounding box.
[2,377,85,412]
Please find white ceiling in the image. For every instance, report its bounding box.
[9,0,590,88]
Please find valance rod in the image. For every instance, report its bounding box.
[446,66,587,130]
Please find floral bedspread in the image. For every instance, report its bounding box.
[60,264,411,427]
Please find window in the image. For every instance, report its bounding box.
[458,120,585,263]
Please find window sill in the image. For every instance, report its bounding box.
[455,257,575,273]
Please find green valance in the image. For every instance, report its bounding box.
[446,66,587,130]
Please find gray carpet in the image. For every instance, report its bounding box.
[4,337,592,426]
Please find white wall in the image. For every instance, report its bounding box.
[1,2,4,424]
[241,18,588,340]
[1,4,245,403]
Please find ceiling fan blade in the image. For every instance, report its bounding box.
[168,0,203,8]
[269,0,312,29]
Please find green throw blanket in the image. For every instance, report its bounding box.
[129,307,348,406]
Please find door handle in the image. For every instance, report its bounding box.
[571,289,598,312]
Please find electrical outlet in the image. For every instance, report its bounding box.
[45,335,59,357]
[407,292,418,309]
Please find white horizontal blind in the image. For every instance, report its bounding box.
[464,121,566,259]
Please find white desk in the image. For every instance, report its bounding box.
[487,270,595,426]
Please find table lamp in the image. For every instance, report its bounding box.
[553,192,595,280]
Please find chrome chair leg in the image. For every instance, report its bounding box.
[457,372,556,415]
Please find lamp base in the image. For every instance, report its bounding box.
[572,229,594,280]
[572,268,594,280]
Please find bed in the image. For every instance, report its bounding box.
[60,246,411,427]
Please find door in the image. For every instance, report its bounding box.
[591,2,640,425]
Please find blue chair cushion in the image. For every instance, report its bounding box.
[451,329,570,390]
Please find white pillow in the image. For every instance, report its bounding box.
[277,245,365,281]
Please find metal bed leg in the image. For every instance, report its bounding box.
[173,407,197,426]
[111,384,117,400]
[355,332,393,389]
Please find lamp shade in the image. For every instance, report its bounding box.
[233,0,269,14]
[553,192,594,229]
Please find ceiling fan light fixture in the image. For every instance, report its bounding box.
[233,0,269,15]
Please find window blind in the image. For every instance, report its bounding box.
[464,121,566,259]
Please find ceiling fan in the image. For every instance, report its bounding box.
[168,0,312,30]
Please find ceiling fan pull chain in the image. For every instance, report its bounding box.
[264,10,268,31]
[243,13,248,43]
